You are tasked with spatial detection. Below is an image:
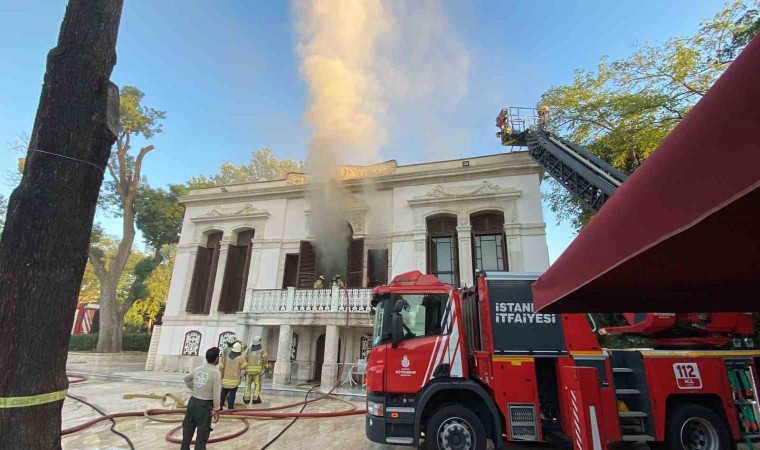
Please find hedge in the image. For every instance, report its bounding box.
[69,333,151,352]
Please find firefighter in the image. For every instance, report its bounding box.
[537,104,549,129]
[332,275,346,289]
[220,342,246,410]
[243,335,268,404]
[219,335,246,373]
[313,275,326,289]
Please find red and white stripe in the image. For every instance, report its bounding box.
[421,292,464,385]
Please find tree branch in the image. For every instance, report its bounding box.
[131,144,154,193]
[88,250,107,282]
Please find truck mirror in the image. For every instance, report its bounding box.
[391,314,404,348]
[392,299,405,313]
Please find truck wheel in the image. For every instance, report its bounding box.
[425,404,487,450]
[664,403,730,450]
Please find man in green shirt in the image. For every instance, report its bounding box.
[181,347,221,450]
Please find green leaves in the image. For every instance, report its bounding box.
[188,147,305,187]
[540,0,758,230]
[118,86,166,139]
[134,184,186,250]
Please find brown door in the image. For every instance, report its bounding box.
[313,334,325,381]
[282,254,299,288]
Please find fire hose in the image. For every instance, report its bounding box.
[62,289,367,446]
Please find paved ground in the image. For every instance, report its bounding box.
[63,378,402,450]
[62,363,759,449]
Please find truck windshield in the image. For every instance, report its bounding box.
[372,300,385,346]
[397,294,447,338]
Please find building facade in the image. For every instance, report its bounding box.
[153,152,550,387]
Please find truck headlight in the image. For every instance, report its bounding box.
[367,400,384,417]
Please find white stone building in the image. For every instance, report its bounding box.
[153,152,550,388]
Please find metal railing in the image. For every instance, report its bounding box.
[243,286,373,313]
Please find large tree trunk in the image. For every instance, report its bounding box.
[95,282,123,352]
[0,1,123,448]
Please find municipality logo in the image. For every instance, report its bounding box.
[402,355,410,368]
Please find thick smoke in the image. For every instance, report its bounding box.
[293,0,469,281]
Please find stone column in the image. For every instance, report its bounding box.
[504,224,524,272]
[295,327,314,381]
[412,230,427,273]
[208,238,231,314]
[456,225,473,287]
[273,324,293,385]
[320,325,339,389]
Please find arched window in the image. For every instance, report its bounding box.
[182,331,202,356]
[187,231,223,314]
[471,211,507,273]
[219,229,255,313]
[218,331,235,350]
[427,214,459,286]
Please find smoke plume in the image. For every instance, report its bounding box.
[293,0,470,281]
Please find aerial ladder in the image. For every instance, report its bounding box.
[495,106,754,349]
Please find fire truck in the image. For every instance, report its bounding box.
[364,107,757,449]
[365,271,758,450]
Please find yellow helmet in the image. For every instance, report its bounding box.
[538,105,549,112]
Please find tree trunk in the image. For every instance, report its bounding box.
[95,284,123,353]
[0,1,123,448]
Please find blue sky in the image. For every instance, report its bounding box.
[0,0,727,262]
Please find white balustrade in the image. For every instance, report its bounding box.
[245,287,372,313]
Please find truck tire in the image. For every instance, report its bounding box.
[425,404,487,450]
[663,403,731,450]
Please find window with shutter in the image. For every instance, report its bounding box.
[219,230,255,313]
[296,240,316,288]
[202,232,223,314]
[426,215,459,286]
[367,248,389,287]
[186,246,209,313]
[348,238,364,287]
[282,254,299,288]
[470,211,508,273]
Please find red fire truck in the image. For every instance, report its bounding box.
[365,271,758,450]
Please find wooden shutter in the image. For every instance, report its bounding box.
[367,249,388,287]
[187,246,209,313]
[203,241,222,314]
[296,240,316,288]
[348,238,364,287]
[218,244,241,313]
[237,241,254,311]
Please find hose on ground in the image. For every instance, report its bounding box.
[62,289,367,446]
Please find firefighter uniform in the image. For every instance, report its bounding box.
[220,343,247,410]
[220,335,247,373]
[243,336,268,404]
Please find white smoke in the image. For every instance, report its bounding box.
[293,0,470,281]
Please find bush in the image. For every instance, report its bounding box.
[68,333,151,352]
[69,333,99,351]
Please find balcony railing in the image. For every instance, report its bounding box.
[243,287,373,313]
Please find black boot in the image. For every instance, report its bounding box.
[252,397,262,404]
[243,397,251,404]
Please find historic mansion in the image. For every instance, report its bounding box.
[150,151,550,388]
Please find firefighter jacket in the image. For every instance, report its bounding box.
[246,346,267,374]
[221,352,247,389]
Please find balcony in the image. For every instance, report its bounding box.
[243,287,373,313]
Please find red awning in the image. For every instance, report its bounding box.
[532,34,760,313]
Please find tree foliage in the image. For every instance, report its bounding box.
[125,246,175,330]
[188,147,305,187]
[90,85,167,352]
[134,184,187,249]
[540,0,759,230]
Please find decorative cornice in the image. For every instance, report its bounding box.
[408,184,521,207]
[190,203,271,224]
[180,152,539,206]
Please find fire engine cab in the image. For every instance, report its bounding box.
[365,271,758,450]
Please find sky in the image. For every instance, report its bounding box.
[0,0,728,263]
